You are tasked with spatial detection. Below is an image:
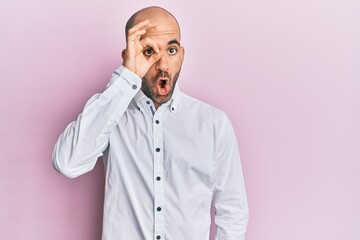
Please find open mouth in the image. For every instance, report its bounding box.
[159,79,167,88]
[157,78,170,95]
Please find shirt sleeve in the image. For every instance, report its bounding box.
[52,66,141,178]
[212,113,249,240]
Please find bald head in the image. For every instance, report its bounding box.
[125,6,181,40]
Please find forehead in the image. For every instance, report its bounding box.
[135,12,181,44]
[141,23,180,43]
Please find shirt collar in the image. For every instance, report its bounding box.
[134,84,180,113]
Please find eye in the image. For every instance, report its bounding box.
[143,49,154,56]
[168,47,178,55]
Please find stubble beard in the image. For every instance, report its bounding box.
[141,70,181,107]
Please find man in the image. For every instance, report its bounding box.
[53,6,249,240]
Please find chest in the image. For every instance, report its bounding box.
[107,109,216,183]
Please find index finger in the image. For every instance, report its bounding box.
[127,20,155,36]
[148,51,166,66]
[140,37,160,53]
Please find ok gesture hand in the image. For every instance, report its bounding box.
[122,20,163,78]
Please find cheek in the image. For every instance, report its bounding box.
[170,57,183,72]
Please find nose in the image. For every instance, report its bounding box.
[155,54,169,72]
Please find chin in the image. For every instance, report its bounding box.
[155,95,171,104]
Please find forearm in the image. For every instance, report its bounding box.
[213,161,249,240]
[214,189,249,240]
[52,66,141,178]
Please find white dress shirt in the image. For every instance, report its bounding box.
[53,66,249,240]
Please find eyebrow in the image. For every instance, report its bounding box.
[168,39,181,46]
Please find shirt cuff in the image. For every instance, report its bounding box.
[113,65,142,89]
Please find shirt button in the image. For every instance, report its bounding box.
[146,101,150,104]
[155,120,160,124]
[156,236,161,240]
[157,207,162,212]
[132,84,137,89]
[156,148,160,152]
[156,176,161,181]
[171,107,175,111]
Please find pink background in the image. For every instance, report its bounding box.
[1,0,359,239]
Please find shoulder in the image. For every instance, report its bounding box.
[178,92,230,125]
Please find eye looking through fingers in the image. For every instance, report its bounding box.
[144,48,154,57]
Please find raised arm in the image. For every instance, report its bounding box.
[52,20,163,178]
[52,67,141,178]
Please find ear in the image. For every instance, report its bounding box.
[121,49,126,61]
[180,47,185,64]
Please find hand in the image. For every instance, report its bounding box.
[122,20,163,78]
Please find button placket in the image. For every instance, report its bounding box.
[153,111,165,238]
[139,99,155,118]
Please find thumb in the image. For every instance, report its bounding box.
[148,52,165,66]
